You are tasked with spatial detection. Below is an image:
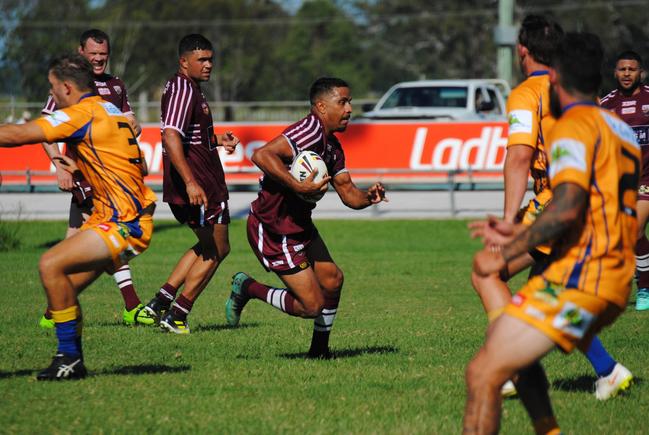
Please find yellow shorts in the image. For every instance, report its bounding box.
[505,275,622,353]
[518,190,553,255]
[82,213,153,269]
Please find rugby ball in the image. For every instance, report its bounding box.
[289,150,328,203]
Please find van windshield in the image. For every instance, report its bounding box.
[381,86,468,109]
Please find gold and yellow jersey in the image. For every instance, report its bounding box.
[543,103,639,308]
[507,71,555,197]
[35,95,156,223]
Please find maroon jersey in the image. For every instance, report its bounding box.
[250,113,347,235]
[601,85,649,176]
[42,73,133,116]
[160,72,227,205]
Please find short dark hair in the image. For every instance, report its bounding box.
[48,53,94,91]
[518,15,564,66]
[178,34,213,56]
[80,29,110,53]
[309,77,350,105]
[554,32,604,95]
[616,50,643,67]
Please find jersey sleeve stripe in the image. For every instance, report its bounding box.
[42,96,56,115]
[164,77,193,130]
[296,133,323,150]
[284,116,313,137]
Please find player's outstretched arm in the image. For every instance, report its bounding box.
[41,141,74,191]
[503,144,534,222]
[162,128,207,207]
[252,136,329,197]
[474,182,586,277]
[332,172,387,210]
[0,121,47,148]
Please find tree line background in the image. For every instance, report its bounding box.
[1,0,648,106]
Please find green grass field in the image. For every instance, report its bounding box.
[0,219,646,434]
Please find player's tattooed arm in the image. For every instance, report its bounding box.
[502,182,587,262]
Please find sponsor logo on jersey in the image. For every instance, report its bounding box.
[601,110,639,147]
[100,102,123,116]
[98,223,112,232]
[552,302,595,339]
[643,105,649,114]
[113,86,122,94]
[622,100,636,107]
[549,138,587,178]
[98,87,110,96]
[271,260,284,267]
[94,81,107,86]
[622,106,636,115]
[44,110,71,127]
[201,102,210,116]
[298,261,309,270]
[525,305,546,321]
[294,243,304,252]
[507,110,533,135]
[512,294,526,306]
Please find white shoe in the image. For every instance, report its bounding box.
[595,363,633,400]
[501,379,517,397]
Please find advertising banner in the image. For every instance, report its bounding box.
[0,120,508,185]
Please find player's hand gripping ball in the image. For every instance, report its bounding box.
[290,150,328,203]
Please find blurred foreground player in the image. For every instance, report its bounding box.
[0,54,156,379]
[142,34,239,334]
[464,33,638,434]
[225,77,387,358]
[39,29,151,328]
[471,14,631,400]
[601,50,649,311]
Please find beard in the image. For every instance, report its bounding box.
[549,85,563,119]
[619,77,641,96]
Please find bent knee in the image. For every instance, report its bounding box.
[320,267,344,293]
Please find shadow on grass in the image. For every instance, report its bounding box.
[552,375,642,394]
[0,364,191,380]
[193,322,261,332]
[40,239,63,248]
[0,369,39,379]
[98,364,191,376]
[280,345,399,360]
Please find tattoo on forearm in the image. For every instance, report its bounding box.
[502,183,587,263]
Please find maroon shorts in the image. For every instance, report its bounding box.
[247,213,316,274]
[169,201,230,228]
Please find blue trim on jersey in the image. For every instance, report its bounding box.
[529,70,550,76]
[78,92,94,102]
[567,238,592,289]
[590,136,607,296]
[563,101,598,112]
[67,120,91,142]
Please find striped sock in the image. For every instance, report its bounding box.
[171,294,193,321]
[636,235,649,289]
[113,265,140,310]
[157,283,177,303]
[51,305,83,358]
[310,292,340,355]
[247,280,298,316]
